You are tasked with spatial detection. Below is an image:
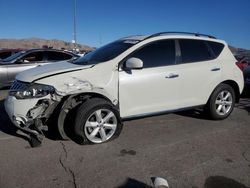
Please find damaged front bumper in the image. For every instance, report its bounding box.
[4,95,59,142]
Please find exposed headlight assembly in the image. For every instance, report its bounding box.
[10,81,55,99]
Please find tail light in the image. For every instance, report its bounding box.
[236,61,248,71]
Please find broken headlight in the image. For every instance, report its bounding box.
[10,81,55,99]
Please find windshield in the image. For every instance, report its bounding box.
[2,51,26,62]
[73,39,139,65]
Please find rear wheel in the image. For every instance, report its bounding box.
[206,84,235,120]
[74,98,122,144]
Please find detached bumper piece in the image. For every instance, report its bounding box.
[13,116,47,147]
[12,99,58,147]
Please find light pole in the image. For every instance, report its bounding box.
[73,0,77,51]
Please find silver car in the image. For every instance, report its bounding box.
[0,49,79,88]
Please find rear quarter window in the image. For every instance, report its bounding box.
[206,41,224,58]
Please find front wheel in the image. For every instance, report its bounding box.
[74,98,123,144]
[205,84,235,120]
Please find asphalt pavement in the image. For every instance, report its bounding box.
[0,89,250,188]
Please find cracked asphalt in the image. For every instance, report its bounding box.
[0,89,250,188]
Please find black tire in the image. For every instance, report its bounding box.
[205,84,235,120]
[74,98,123,144]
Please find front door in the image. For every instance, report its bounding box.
[119,39,181,118]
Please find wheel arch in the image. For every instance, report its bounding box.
[205,80,239,120]
[207,80,240,104]
[56,92,116,140]
[221,80,240,103]
[73,92,113,103]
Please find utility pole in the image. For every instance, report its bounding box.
[73,0,77,51]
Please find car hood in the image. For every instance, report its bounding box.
[16,61,94,82]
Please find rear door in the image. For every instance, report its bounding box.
[176,39,222,107]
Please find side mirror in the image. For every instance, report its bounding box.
[125,57,143,69]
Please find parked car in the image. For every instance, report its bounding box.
[236,56,250,89]
[4,32,244,146]
[0,49,79,88]
[244,66,250,89]
[0,48,24,60]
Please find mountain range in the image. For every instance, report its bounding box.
[0,38,249,57]
[0,38,93,52]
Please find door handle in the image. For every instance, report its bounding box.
[165,73,179,78]
[211,67,220,71]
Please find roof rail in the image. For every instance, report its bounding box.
[144,32,216,40]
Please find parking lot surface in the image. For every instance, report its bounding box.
[0,89,250,188]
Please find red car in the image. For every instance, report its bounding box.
[235,56,250,91]
[0,48,24,60]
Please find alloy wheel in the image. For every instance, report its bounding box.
[84,109,117,143]
[215,90,233,116]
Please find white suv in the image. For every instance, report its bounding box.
[4,32,244,146]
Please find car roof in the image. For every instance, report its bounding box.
[25,48,68,52]
[23,48,79,56]
[0,48,24,53]
[121,35,148,41]
[121,32,225,44]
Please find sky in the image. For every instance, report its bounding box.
[0,0,250,49]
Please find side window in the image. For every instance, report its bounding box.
[21,52,44,63]
[206,41,224,58]
[47,51,73,61]
[0,52,12,59]
[129,40,176,68]
[179,39,213,63]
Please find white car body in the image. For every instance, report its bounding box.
[4,32,244,144]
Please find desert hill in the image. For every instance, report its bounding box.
[0,38,93,52]
[0,38,249,57]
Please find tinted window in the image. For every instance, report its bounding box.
[206,41,224,57]
[21,52,44,62]
[74,40,138,65]
[47,51,73,61]
[2,51,25,62]
[129,40,175,68]
[179,39,212,63]
[0,52,12,59]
